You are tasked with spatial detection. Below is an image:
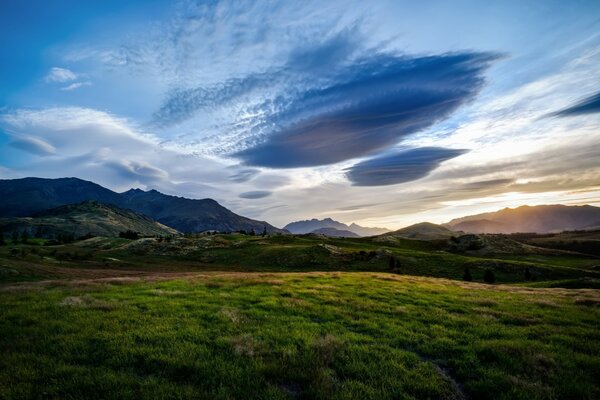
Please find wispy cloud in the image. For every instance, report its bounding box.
[60,81,92,91]
[549,90,600,117]
[9,135,56,156]
[44,67,77,83]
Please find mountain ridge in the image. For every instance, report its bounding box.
[0,177,286,234]
[444,204,600,233]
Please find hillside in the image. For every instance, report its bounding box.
[0,201,178,238]
[445,204,600,233]
[384,222,457,240]
[284,218,389,236]
[0,177,285,234]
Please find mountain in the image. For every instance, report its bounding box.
[449,219,510,234]
[0,177,286,234]
[445,205,600,233]
[310,227,359,238]
[0,177,121,217]
[284,218,390,236]
[118,188,284,234]
[384,222,456,240]
[0,201,178,238]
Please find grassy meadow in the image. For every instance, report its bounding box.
[0,233,599,399]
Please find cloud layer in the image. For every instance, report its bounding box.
[346,147,466,186]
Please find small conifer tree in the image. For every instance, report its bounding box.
[483,269,496,284]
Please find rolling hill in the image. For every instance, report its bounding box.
[383,222,457,240]
[445,204,600,233]
[0,201,179,238]
[0,177,286,234]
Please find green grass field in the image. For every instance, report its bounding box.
[1,273,599,399]
[1,234,599,399]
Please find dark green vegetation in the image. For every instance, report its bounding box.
[1,273,599,399]
[0,231,599,286]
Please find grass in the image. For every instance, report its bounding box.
[1,272,599,399]
[1,233,598,286]
[0,234,599,398]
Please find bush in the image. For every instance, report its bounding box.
[119,230,139,240]
[524,267,532,281]
[483,269,496,284]
[463,266,472,282]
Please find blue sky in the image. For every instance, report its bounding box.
[1,0,600,228]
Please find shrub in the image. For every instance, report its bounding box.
[483,269,496,284]
[119,230,139,240]
[463,266,472,281]
[525,267,532,281]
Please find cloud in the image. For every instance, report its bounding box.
[228,168,260,183]
[550,90,600,117]
[61,81,92,91]
[234,52,496,167]
[45,67,77,83]
[239,190,272,199]
[346,147,466,186]
[9,135,56,156]
[105,159,169,180]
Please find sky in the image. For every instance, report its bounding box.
[1,0,600,229]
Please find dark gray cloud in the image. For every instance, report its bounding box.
[235,52,497,167]
[346,147,466,186]
[550,90,600,117]
[239,190,272,199]
[228,168,260,183]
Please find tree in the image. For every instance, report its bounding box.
[12,231,19,244]
[524,267,532,281]
[463,266,472,282]
[21,231,29,244]
[262,226,267,237]
[0,232,4,246]
[483,269,495,284]
[388,256,396,271]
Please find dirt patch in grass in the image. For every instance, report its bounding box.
[231,334,264,357]
[60,295,116,310]
[220,307,245,324]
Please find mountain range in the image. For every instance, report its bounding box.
[0,177,286,234]
[0,201,178,238]
[283,218,390,236]
[444,204,600,233]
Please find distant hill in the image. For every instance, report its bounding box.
[310,227,359,238]
[0,201,178,238]
[445,205,600,233]
[284,218,389,236]
[384,222,456,240]
[0,177,286,234]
